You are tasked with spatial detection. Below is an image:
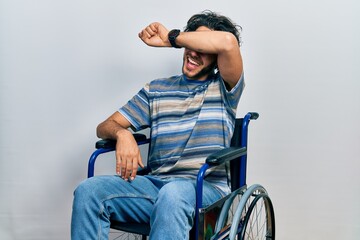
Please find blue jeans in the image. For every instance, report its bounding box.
[71,175,223,240]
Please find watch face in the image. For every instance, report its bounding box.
[168,29,181,48]
[169,29,180,39]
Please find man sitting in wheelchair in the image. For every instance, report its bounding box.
[71,10,244,240]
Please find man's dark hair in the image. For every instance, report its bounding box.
[184,10,242,45]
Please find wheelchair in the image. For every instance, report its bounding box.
[87,112,275,240]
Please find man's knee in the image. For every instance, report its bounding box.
[156,180,196,209]
[150,180,196,237]
[73,178,97,208]
[73,176,112,207]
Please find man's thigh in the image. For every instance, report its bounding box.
[79,175,162,223]
[155,178,223,208]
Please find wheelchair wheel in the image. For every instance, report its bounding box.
[228,184,275,240]
[211,186,247,237]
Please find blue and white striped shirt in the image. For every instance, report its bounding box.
[119,72,245,194]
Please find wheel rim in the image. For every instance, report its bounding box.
[241,192,275,240]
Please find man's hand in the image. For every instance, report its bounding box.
[138,22,171,47]
[115,129,144,181]
[97,112,145,181]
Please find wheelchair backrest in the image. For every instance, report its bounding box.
[229,118,246,191]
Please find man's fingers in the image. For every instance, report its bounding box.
[149,23,158,33]
[130,158,138,181]
[130,152,144,180]
[116,156,131,180]
[124,158,133,180]
[138,158,144,169]
[145,25,156,36]
[116,156,145,181]
[116,157,121,175]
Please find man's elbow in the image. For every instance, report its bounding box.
[222,33,239,52]
[96,124,102,139]
[96,121,106,139]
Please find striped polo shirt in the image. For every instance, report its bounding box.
[119,72,245,194]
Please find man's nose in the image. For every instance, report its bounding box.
[188,50,200,58]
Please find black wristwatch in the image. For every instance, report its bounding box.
[168,29,181,48]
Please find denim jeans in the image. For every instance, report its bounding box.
[71,175,223,240]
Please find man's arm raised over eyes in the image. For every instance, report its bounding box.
[138,22,243,89]
[176,30,243,89]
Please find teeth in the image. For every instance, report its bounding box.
[188,57,200,66]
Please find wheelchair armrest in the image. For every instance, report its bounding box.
[95,133,148,149]
[206,147,247,165]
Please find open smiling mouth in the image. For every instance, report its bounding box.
[186,56,202,70]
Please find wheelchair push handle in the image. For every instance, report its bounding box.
[248,112,259,120]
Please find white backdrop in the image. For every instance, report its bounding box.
[1,0,359,239]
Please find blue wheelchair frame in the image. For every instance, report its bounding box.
[87,112,261,240]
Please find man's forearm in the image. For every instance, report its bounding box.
[96,111,133,140]
[96,119,129,140]
[176,30,238,54]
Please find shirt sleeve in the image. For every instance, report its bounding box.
[221,72,245,109]
[119,83,151,131]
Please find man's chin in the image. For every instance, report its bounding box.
[183,69,197,79]
[184,71,211,81]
